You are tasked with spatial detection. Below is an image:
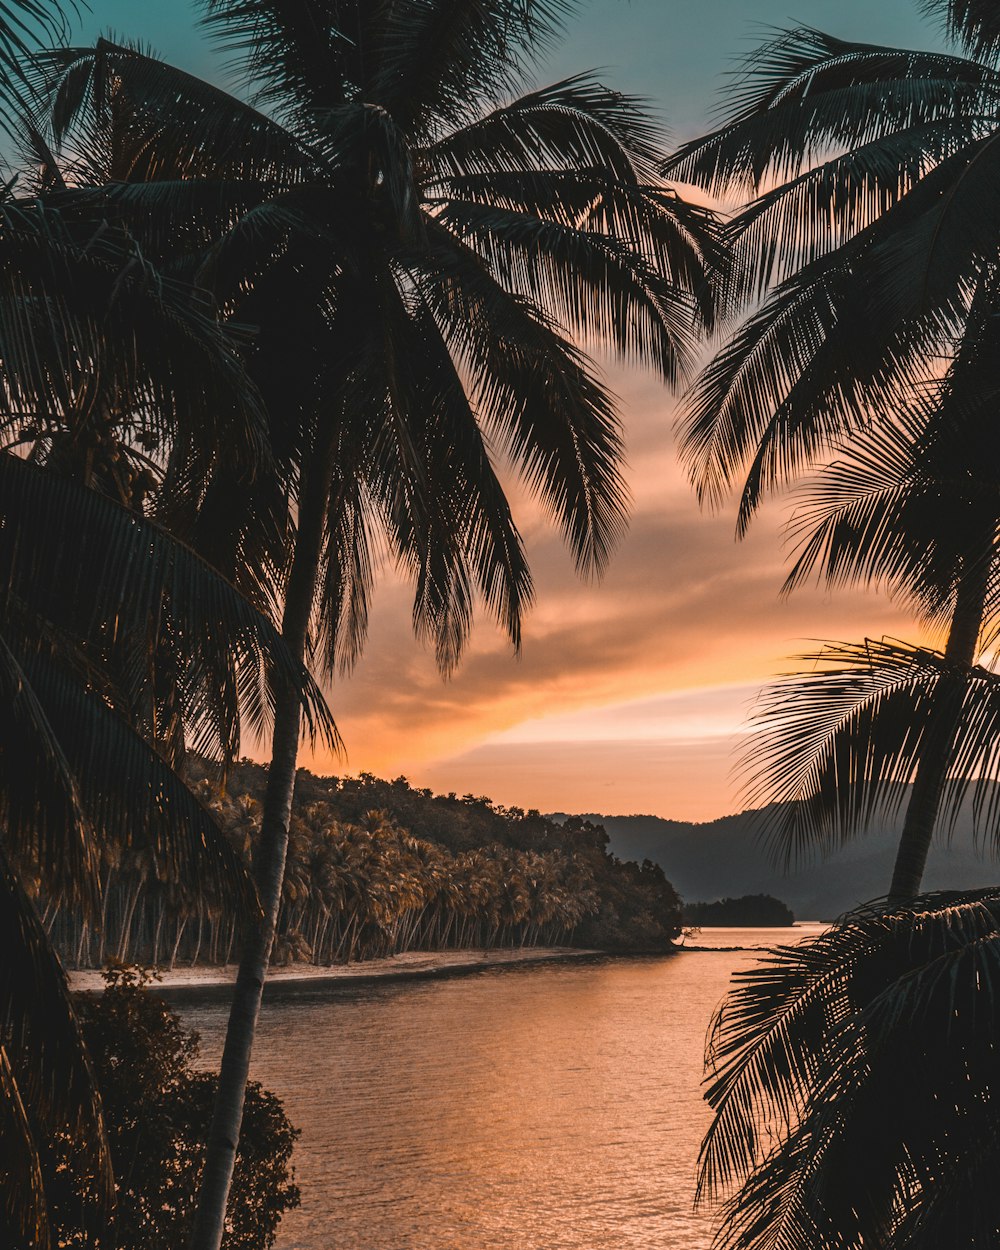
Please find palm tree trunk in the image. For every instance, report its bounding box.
[190,439,336,1250]
[888,555,991,902]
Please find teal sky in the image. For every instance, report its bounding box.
[72,2,950,818]
[81,1,938,138]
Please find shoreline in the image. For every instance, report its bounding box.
[68,946,608,1004]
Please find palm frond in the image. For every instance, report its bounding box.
[0,194,271,482]
[863,128,1000,329]
[31,38,312,182]
[427,74,665,185]
[434,170,725,326]
[436,198,698,381]
[0,453,338,755]
[11,643,257,913]
[0,631,96,912]
[377,281,533,671]
[0,0,75,140]
[0,1045,50,1250]
[702,893,1000,1250]
[664,28,999,198]
[921,0,1000,61]
[678,200,961,528]
[415,220,629,577]
[372,0,578,138]
[727,114,990,295]
[739,638,1000,867]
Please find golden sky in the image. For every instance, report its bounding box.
[301,367,932,821]
[81,0,943,821]
[295,0,939,820]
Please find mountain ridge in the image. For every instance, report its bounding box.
[550,806,1000,920]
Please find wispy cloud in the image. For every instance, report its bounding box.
[297,368,930,821]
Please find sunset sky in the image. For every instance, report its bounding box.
[86,0,945,820]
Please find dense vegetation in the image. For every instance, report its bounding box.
[0,0,718,1234]
[38,762,684,968]
[683,895,795,928]
[48,967,298,1250]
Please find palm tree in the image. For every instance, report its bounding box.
[0,12,340,1239]
[699,889,1000,1250]
[656,2,1000,903]
[29,7,727,1241]
[0,453,336,1246]
[736,272,1000,901]
[662,1,1000,530]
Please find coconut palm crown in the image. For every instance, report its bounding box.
[700,891,1000,1250]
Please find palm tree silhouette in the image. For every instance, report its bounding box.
[699,890,1000,1250]
[658,1,1000,900]
[663,0,1000,532]
[0,7,339,1240]
[29,6,727,1240]
[741,275,1000,900]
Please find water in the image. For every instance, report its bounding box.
[184,925,825,1250]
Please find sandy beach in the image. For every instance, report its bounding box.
[68,947,605,1002]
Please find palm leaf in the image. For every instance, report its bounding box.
[664,29,998,198]
[739,638,1000,866]
[0,0,75,140]
[427,73,665,185]
[414,219,629,576]
[371,0,579,137]
[703,894,1000,1249]
[921,0,1000,61]
[32,38,312,182]
[0,453,338,756]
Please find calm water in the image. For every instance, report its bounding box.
[184,925,825,1250]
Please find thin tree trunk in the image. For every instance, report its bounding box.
[889,554,992,902]
[190,436,336,1250]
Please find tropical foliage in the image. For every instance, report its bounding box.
[37,765,683,968]
[47,966,299,1250]
[20,5,725,1238]
[0,4,337,1243]
[699,892,1000,1250]
[734,274,1000,897]
[669,3,1000,1247]
[661,0,1000,901]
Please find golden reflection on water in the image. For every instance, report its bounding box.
[185,928,824,1250]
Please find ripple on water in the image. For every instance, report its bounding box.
[183,928,825,1250]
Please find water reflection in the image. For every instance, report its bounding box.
[185,931,823,1250]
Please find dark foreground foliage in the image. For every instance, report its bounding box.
[46,967,298,1250]
[41,763,683,967]
[683,894,795,927]
[701,891,1000,1250]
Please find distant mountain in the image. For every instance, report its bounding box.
[550,806,1000,920]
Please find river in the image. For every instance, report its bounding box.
[183,925,825,1250]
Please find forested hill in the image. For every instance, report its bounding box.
[551,807,1000,920]
[44,763,685,970]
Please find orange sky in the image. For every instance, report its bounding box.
[107,0,937,824]
[297,366,934,821]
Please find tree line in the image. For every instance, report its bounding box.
[37,763,683,969]
[682,894,795,928]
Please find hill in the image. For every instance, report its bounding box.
[43,762,687,969]
[550,806,1000,920]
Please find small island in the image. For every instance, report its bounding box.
[683,894,795,927]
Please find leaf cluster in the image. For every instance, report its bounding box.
[46,966,299,1250]
[701,894,1000,1250]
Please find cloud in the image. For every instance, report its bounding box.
[294,366,931,820]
